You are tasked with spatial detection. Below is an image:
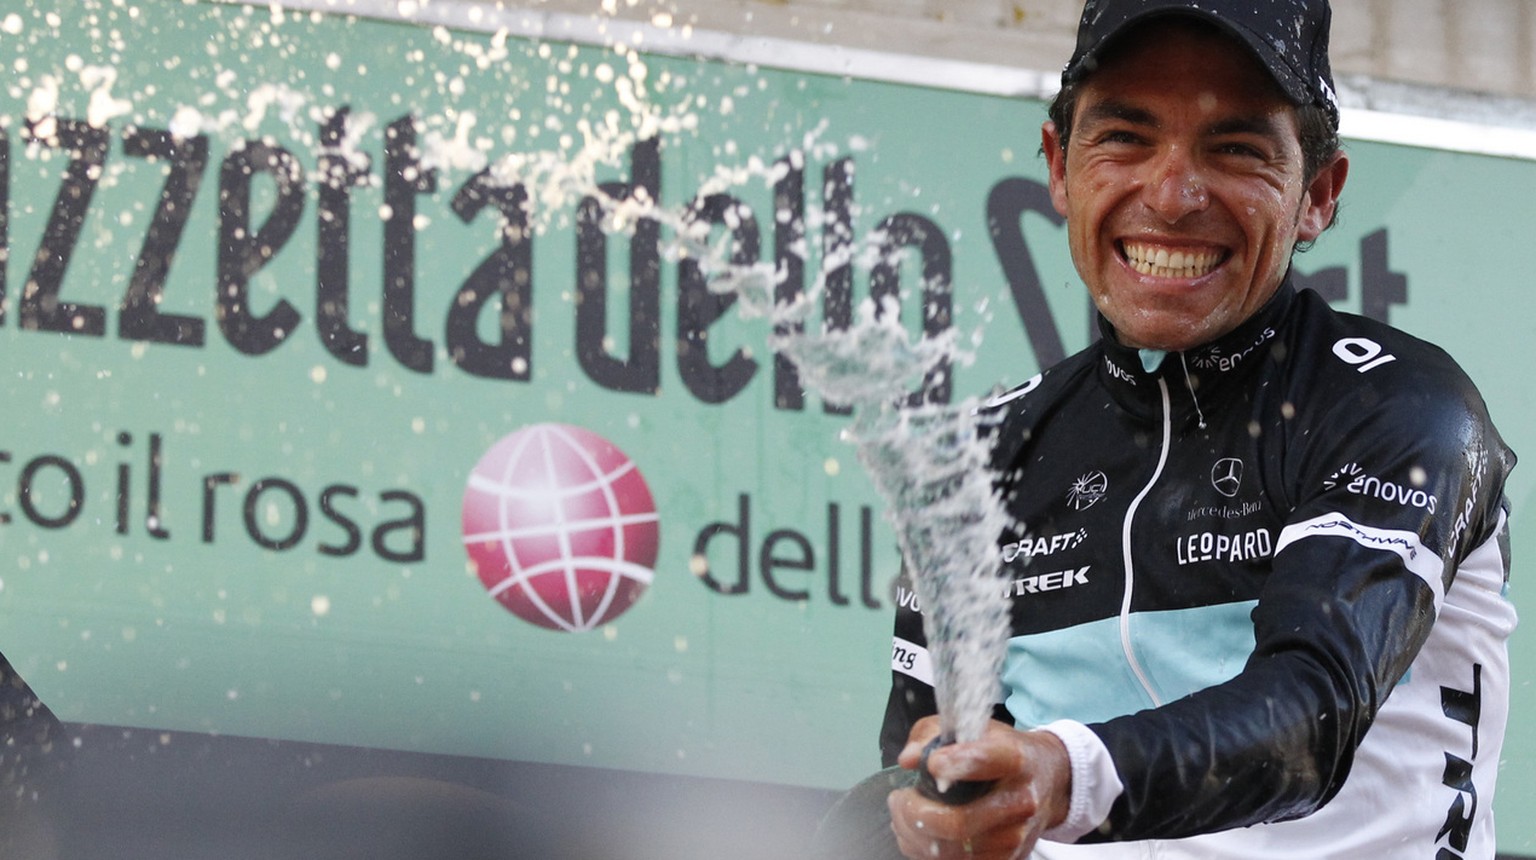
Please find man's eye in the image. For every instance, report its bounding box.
[1217,142,1265,158]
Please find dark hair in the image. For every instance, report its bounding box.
[1045,82,1343,239]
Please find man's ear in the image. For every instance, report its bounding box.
[1298,150,1349,242]
[1042,120,1070,219]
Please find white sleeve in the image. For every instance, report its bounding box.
[1036,719,1124,843]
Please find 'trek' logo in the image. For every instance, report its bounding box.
[462,424,660,632]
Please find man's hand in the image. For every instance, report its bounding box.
[887,717,1072,859]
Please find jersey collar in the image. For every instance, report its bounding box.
[1096,280,1297,423]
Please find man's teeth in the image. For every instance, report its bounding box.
[1123,242,1220,278]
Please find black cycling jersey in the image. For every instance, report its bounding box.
[880,281,1516,858]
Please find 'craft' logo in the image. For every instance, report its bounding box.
[462,424,660,632]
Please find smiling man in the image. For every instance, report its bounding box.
[825,1,1521,859]
[1045,19,1345,354]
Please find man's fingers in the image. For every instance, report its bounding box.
[891,724,1067,859]
[890,798,1032,860]
[889,785,967,846]
[889,783,1041,860]
[897,716,945,769]
[920,729,1030,786]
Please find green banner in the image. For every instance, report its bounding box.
[0,1,1532,852]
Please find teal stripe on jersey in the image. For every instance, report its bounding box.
[1002,601,1257,728]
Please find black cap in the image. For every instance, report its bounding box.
[1062,0,1339,129]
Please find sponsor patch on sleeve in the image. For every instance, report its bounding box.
[890,636,934,686]
[1277,513,1446,612]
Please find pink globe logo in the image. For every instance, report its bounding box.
[462,424,660,632]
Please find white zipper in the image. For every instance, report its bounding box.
[1118,376,1172,707]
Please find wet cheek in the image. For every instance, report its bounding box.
[1066,221,1095,256]
[1073,166,1120,196]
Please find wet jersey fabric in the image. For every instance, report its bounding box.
[879,283,1517,859]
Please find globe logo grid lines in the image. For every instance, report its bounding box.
[462,424,660,632]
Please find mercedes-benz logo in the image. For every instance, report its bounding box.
[1211,458,1243,498]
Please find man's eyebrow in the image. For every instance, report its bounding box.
[1205,113,1290,139]
[1076,99,1158,130]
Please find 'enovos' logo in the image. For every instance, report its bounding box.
[1067,471,1108,511]
[1192,327,1277,373]
[462,424,660,632]
[1324,462,1437,513]
[1104,357,1137,386]
[1211,458,1244,498]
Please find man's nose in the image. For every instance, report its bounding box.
[1142,147,1209,222]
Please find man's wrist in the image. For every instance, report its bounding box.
[1034,719,1124,843]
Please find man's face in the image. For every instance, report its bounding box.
[1043,20,1347,352]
